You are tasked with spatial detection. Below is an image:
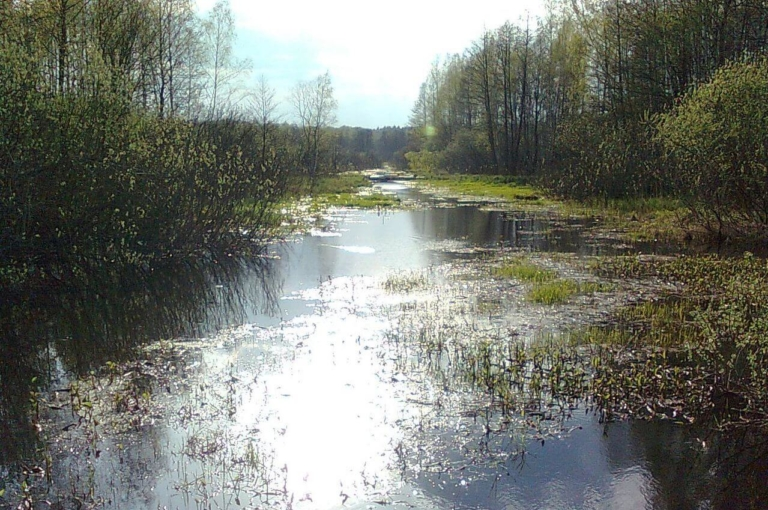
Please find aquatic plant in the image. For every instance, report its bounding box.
[585,253,768,429]
[493,259,558,283]
[383,271,430,293]
[525,280,611,304]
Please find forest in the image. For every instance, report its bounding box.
[405,0,768,240]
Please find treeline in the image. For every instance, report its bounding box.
[0,0,289,287]
[334,126,409,170]
[407,0,768,238]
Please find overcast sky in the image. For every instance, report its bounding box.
[196,0,546,128]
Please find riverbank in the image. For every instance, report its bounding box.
[410,174,768,430]
[412,173,691,244]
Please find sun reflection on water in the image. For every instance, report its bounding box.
[232,277,405,508]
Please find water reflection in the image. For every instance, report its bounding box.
[0,257,280,467]
[1,199,767,509]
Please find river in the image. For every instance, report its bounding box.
[0,183,762,509]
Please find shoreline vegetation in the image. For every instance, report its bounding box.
[279,171,768,435]
[390,175,768,434]
[411,173,690,243]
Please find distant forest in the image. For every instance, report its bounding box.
[334,126,409,170]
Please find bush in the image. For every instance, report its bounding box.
[544,114,666,201]
[0,50,286,284]
[404,150,445,175]
[655,58,768,238]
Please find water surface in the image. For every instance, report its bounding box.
[0,188,763,509]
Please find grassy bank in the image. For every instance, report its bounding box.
[417,174,547,204]
[415,174,690,243]
[295,172,400,209]
[561,196,690,243]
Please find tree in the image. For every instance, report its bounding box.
[469,30,500,172]
[249,75,281,168]
[202,0,249,118]
[291,71,338,183]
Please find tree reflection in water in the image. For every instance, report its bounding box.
[0,256,281,468]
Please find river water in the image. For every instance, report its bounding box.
[0,184,763,509]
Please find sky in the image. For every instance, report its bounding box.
[195,0,546,128]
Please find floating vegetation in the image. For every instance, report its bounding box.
[382,260,613,436]
[582,252,768,429]
[0,341,290,510]
[491,256,612,304]
[526,279,612,304]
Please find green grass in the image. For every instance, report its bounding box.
[312,173,370,195]
[561,196,689,242]
[493,258,610,304]
[420,174,549,204]
[312,173,400,208]
[320,192,399,208]
[494,259,558,283]
[527,279,611,304]
[281,172,401,210]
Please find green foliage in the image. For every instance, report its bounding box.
[0,74,285,287]
[656,58,768,238]
[545,114,668,201]
[0,4,289,286]
[311,173,369,195]
[441,129,494,173]
[404,150,445,175]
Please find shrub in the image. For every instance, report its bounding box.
[655,58,768,239]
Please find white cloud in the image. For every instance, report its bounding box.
[196,0,545,127]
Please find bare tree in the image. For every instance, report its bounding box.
[249,75,280,166]
[291,71,338,183]
[202,0,249,119]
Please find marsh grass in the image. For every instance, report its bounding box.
[493,259,558,283]
[312,173,370,194]
[321,191,399,208]
[294,172,401,209]
[383,271,429,293]
[526,280,611,304]
[420,175,550,205]
[8,342,287,510]
[493,256,611,304]
[561,196,689,242]
[579,253,768,427]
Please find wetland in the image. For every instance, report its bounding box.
[1,181,766,510]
